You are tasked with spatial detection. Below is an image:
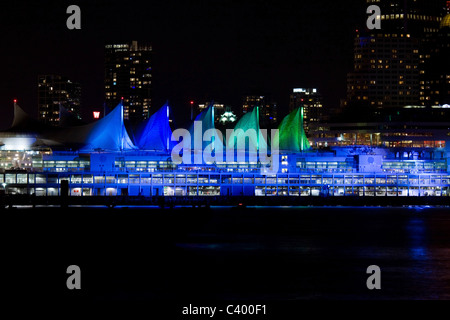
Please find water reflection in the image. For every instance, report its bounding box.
[406,216,429,262]
[410,247,427,260]
[172,206,450,299]
[403,212,443,298]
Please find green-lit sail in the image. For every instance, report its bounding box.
[227,106,266,152]
[277,107,310,152]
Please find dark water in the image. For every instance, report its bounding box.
[3,205,450,304]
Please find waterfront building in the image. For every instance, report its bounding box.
[308,118,449,149]
[0,102,449,198]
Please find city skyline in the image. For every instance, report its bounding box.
[1,1,448,129]
[0,0,367,130]
[2,1,450,306]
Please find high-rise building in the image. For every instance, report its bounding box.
[104,41,152,123]
[38,75,81,125]
[242,96,264,115]
[343,0,447,115]
[374,0,445,35]
[346,33,421,110]
[419,12,450,107]
[289,88,324,133]
[242,95,278,127]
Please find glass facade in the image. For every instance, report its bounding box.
[0,171,449,197]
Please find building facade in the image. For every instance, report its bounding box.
[346,33,421,110]
[1,147,449,198]
[105,41,152,123]
[1,102,450,199]
[37,75,81,125]
[289,88,324,133]
[309,120,449,149]
[343,0,447,113]
[419,15,450,107]
[371,0,445,35]
[242,95,277,127]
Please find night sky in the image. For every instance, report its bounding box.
[0,0,366,129]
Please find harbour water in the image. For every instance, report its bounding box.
[3,205,450,304]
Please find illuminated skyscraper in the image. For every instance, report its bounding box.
[419,12,450,107]
[104,41,152,123]
[373,0,445,35]
[343,0,447,113]
[38,75,81,125]
[345,33,421,110]
[289,88,323,134]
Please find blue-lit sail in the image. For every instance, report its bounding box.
[187,105,217,151]
[135,103,173,152]
[81,102,136,151]
[176,104,225,164]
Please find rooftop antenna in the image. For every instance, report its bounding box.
[190,100,194,121]
[120,97,124,152]
[211,102,215,152]
[300,106,304,152]
[58,102,62,124]
[166,100,170,152]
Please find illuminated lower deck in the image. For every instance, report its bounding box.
[1,171,449,197]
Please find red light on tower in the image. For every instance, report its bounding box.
[13,99,17,103]
[189,101,194,121]
[93,111,100,119]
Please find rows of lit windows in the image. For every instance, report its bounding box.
[6,185,447,197]
[378,14,442,21]
[2,172,449,187]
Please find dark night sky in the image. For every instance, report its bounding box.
[0,0,366,129]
